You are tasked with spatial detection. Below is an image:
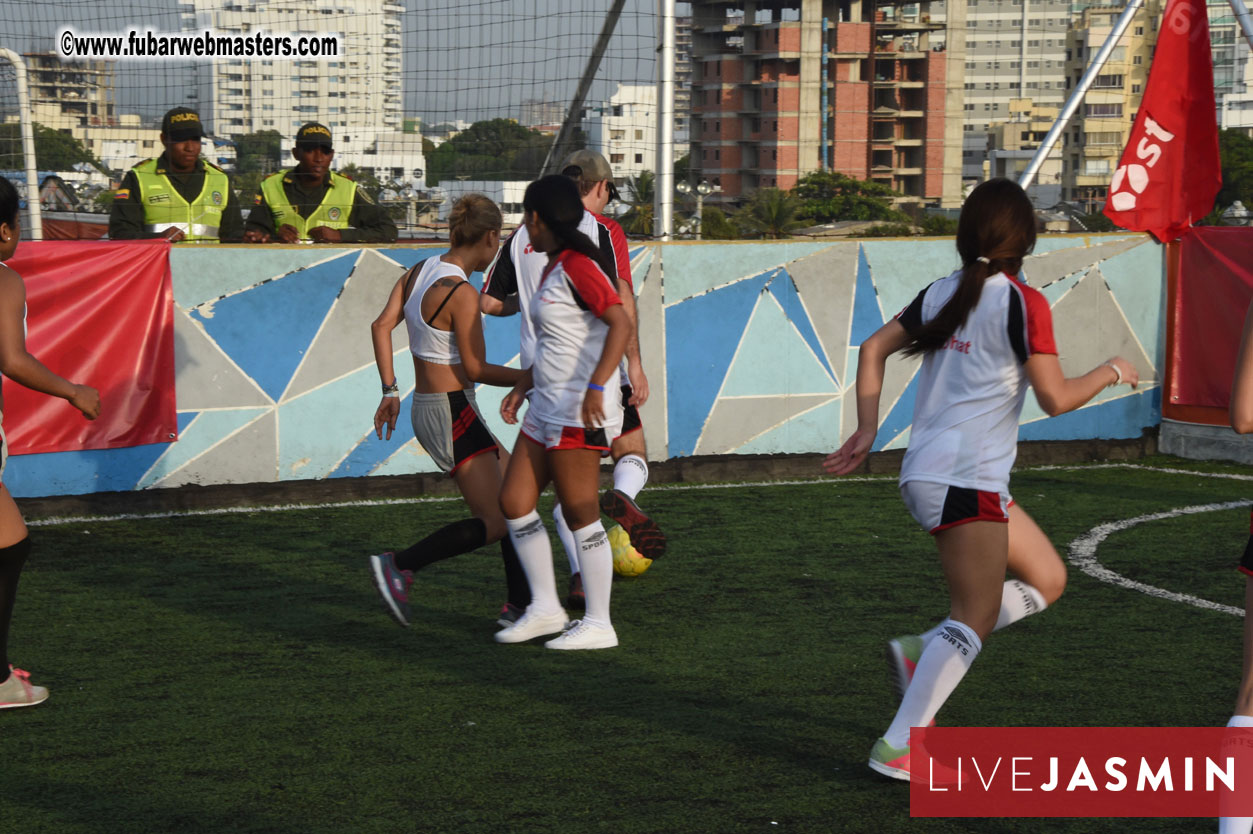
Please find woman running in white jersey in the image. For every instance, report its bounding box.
[492,175,631,651]
[824,178,1140,780]
[368,194,530,630]
[1222,300,1253,834]
[0,176,100,709]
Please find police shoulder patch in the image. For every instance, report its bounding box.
[356,186,375,205]
[114,188,131,200]
[254,193,264,205]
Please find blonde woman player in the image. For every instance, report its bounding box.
[368,194,529,630]
[0,176,100,709]
[825,179,1139,780]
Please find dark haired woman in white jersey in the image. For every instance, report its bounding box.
[368,194,529,631]
[0,177,100,709]
[825,178,1140,781]
[492,175,631,651]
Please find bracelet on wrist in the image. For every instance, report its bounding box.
[587,382,605,392]
[1102,361,1122,387]
[382,381,400,396]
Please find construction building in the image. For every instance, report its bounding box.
[689,0,966,208]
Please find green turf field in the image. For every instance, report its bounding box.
[1,456,1250,833]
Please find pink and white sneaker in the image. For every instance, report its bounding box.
[0,666,49,709]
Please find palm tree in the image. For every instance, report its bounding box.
[619,171,655,236]
[733,188,806,239]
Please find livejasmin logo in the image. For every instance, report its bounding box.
[1108,116,1176,213]
[926,754,1235,793]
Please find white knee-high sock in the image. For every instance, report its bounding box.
[884,619,982,748]
[571,520,613,628]
[919,580,1047,644]
[552,503,579,575]
[506,511,562,616]
[1220,715,1253,834]
[613,454,648,499]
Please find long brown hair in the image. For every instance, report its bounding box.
[523,175,614,276]
[903,178,1037,356]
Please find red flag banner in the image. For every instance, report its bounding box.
[1103,0,1220,242]
[910,727,1253,818]
[3,241,177,455]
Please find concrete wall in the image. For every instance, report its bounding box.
[3,234,1165,497]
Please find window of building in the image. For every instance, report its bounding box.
[1134,26,1143,35]
[1133,55,1142,64]
[1085,102,1123,117]
[714,150,720,160]
[1132,83,1142,93]
[635,129,643,140]
[611,153,624,163]
[611,130,625,141]
[1093,73,1123,88]
[634,153,643,164]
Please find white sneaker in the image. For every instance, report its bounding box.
[493,609,568,644]
[545,619,618,650]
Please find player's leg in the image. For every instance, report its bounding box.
[600,395,664,561]
[552,503,583,609]
[545,445,618,650]
[491,447,530,625]
[494,434,566,643]
[872,519,1006,779]
[890,500,1060,697]
[1221,577,1253,834]
[0,482,43,709]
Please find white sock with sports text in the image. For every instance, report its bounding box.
[506,511,562,617]
[918,580,1047,644]
[552,503,580,575]
[1219,715,1253,834]
[613,454,649,499]
[571,520,613,628]
[883,619,982,749]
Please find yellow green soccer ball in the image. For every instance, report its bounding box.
[608,523,652,577]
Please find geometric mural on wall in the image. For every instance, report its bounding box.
[661,235,1164,460]
[3,236,1166,497]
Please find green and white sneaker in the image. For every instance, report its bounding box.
[868,737,913,781]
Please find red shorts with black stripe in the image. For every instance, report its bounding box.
[900,480,1010,535]
[1241,508,1253,577]
[620,384,642,436]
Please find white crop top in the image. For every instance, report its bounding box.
[403,257,468,365]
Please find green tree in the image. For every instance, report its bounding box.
[234,130,284,174]
[920,214,958,236]
[733,188,805,239]
[425,118,558,184]
[339,164,405,221]
[790,170,908,224]
[699,206,738,240]
[858,222,916,238]
[0,123,102,172]
[619,171,655,236]
[1215,128,1253,215]
[1077,211,1117,232]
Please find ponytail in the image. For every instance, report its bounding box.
[902,178,1036,357]
[522,175,614,277]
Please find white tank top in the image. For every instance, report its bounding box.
[403,257,468,365]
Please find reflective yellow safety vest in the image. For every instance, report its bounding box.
[259,170,355,240]
[132,158,229,243]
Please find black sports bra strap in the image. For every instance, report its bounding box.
[425,280,468,326]
[401,264,421,306]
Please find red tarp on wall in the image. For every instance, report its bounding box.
[3,241,177,455]
[1170,227,1253,414]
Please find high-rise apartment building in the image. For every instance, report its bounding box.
[1061,0,1161,212]
[1209,0,1253,134]
[690,0,965,207]
[961,0,1070,180]
[181,0,404,144]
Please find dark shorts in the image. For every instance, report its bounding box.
[1242,509,1253,577]
[620,384,642,436]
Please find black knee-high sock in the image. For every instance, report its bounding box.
[395,518,487,572]
[499,535,531,609]
[0,536,33,677]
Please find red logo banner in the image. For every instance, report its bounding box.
[1102,0,1220,242]
[910,727,1253,817]
[4,241,177,455]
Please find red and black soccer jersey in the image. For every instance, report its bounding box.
[896,270,1057,494]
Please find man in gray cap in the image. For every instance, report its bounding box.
[244,122,397,244]
[109,106,244,242]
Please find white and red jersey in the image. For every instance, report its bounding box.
[528,249,624,428]
[895,269,1057,494]
[482,209,632,381]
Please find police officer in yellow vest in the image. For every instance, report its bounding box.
[109,107,244,243]
[243,123,397,244]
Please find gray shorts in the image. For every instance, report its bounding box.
[410,389,499,476]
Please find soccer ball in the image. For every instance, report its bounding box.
[608,523,652,577]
